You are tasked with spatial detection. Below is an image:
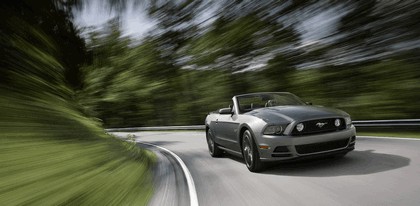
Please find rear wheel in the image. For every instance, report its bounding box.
[242,130,264,172]
[206,128,223,157]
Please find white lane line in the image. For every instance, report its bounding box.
[358,136,420,141]
[139,141,199,206]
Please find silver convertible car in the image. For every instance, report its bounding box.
[205,92,356,172]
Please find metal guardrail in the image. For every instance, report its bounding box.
[106,125,206,132]
[106,119,420,132]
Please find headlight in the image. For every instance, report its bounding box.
[296,123,304,132]
[263,125,283,135]
[345,117,352,125]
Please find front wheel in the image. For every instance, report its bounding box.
[206,128,223,157]
[242,130,264,172]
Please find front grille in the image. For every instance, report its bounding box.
[295,138,349,154]
[272,153,292,158]
[291,118,346,136]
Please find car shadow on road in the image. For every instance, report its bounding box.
[261,150,410,177]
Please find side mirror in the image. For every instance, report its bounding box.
[219,108,233,115]
[306,102,313,105]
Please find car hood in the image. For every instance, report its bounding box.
[246,105,349,123]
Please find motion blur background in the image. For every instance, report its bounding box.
[75,0,420,127]
[0,0,419,204]
[3,0,419,128]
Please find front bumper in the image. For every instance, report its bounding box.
[258,125,356,161]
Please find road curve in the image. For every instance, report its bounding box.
[113,132,420,206]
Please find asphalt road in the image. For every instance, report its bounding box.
[113,132,420,206]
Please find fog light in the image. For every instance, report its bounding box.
[296,123,304,132]
[334,119,341,127]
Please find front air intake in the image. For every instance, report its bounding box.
[295,138,350,154]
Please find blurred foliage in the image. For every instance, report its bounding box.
[80,0,420,127]
[1,1,419,202]
[0,1,154,204]
[0,0,88,89]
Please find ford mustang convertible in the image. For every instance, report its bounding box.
[205,92,356,172]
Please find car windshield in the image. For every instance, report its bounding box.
[236,93,306,113]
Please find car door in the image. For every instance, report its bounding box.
[214,107,240,151]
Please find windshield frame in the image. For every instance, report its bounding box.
[235,92,306,114]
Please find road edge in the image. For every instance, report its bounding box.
[139,141,199,206]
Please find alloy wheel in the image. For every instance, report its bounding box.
[243,134,253,167]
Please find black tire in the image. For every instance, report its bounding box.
[206,128,223,157]
[242,130,264,172]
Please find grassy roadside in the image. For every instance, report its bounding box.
[356,127,420,139]
[357,132,420,139]
[0,137,155,205]
[0,92,156,205]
